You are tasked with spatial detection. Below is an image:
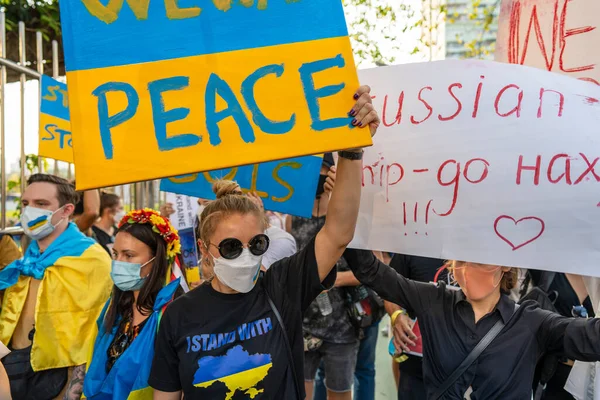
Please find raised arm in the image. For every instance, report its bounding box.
[343,248,441,315]
[538,309,600,362]
[315,85,379,281]
[75,190,100,232]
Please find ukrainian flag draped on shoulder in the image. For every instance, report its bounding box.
[0,222,95,289]
[83,279,180,400]
[0,222,112,371]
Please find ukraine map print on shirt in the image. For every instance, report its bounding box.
[194,346,272,399]
[190,317,273,399]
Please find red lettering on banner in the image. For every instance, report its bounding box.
[387,163,404,186]
[434,160,460,217]
[505,0,598,84]
[495,84,524,117]
[579,77,600,86]
[547,154,572,184]
[382,92,405,127]
[538,88,565,118]
[438,83,463,121]
[362,166,374,186]
[559,0,596,74]
[472,76,485,118]
[464,158,490,183]
[517,155,542,185]
[513,2,559,70]
[410,86,433,124]
[425,200,433,225]
[414,203,419,223]
[574,153,600,184]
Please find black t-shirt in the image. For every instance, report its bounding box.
[389,254,446,378]
[149,237,335,399]
[91,225,114,255]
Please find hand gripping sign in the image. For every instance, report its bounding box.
[351,60,600,276]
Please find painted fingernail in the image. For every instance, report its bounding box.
[352,119,358,125]
[349,109,356,116]
[358,121,363,127]
[353,93,359,100]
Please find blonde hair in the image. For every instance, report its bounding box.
[197,180,268,246]
[446,260,519,293]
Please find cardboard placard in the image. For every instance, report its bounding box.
[165,192,200,282]
[495,0,600,86]
[59,0,370,189]
[160,155,322,218]
[39,75,73,163]
[351,60,600,276]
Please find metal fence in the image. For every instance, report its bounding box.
[0,12,165,231]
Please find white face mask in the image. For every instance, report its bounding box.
[212,248,262,293]
[21,206,65,241]
[113,210,126,225]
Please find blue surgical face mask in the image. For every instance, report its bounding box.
[110,257,155,292]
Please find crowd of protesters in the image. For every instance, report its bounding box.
[0,86,599,400]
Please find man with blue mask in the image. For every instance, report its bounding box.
[0,174,112,400]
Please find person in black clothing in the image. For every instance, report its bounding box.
[525,271,596,400]
[345,250,600,399]
[386,255,446,400]
[289,153,361,400]
[92,192,125,255]
[148,86,379,400]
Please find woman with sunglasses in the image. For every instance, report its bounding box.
[83,209,184,399]
[342,249,600,400]
[149,86,379,400]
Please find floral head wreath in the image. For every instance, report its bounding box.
[118,208,181,262]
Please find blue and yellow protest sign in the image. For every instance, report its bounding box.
[39,75,73,163]
[59,0,370,190]
[161,154,322,218]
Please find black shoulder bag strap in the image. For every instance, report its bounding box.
[433,303,520,400]
[264,286,302,400]
[539,272,557,292]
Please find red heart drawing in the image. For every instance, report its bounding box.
[494,216,545,251]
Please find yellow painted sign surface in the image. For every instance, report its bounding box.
[60,1,370,189]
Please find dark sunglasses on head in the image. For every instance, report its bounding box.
[210,234,270,260]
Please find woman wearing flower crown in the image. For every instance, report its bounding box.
[82,209,184,399]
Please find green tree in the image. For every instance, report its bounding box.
[2,0,500,67]
[1,0,63,80]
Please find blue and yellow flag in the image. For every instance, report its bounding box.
[0,223,112,371]
[160,154,323,217]
[193,345,273,394]
[83,279,181,400]
[59,0,370,190]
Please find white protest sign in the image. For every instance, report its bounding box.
[351,60,600,276]
[165,193,199,232]
[495,0,600,86]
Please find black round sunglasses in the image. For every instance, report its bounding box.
[209,234,270,260]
